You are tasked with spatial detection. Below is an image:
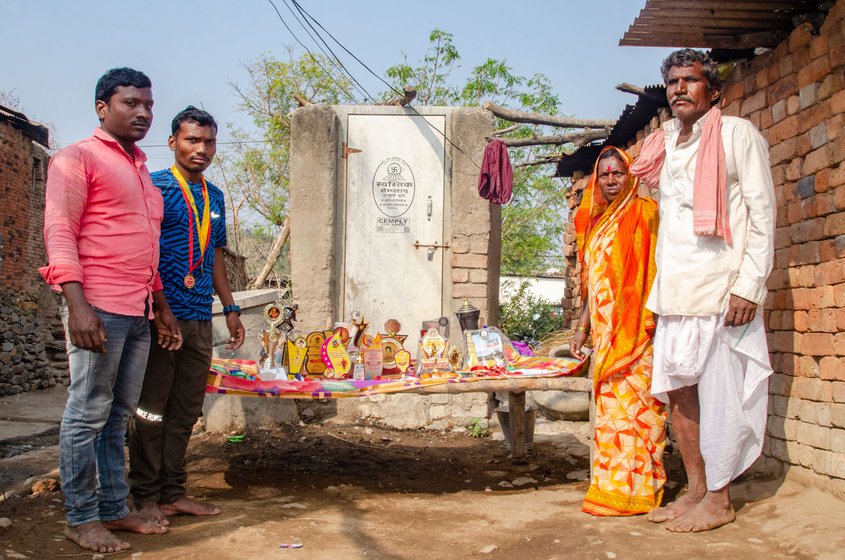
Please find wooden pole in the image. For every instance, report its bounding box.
[508,391,527,462]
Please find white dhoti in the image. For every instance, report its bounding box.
[651,313,772,491]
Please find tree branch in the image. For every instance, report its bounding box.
[248,218,290,290]
[489,130,608,148]
[482,102,615,129]
[490,124,520,137]
[514,155,562,168]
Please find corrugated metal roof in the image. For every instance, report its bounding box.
[620,0,829,49]
[0,104,49,148]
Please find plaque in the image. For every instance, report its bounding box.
[287,336,307,375]
[304,331,327,375]
[321,329,351,378]
[394,350,411,374]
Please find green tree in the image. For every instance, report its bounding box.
[216,49,355,287]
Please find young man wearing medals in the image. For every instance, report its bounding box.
[128,106,245,525]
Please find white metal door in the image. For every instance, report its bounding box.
[343,114,446,347]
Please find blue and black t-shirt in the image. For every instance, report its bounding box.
[152,168,227,321]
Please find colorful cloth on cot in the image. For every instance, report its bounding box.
[206,348,587,399]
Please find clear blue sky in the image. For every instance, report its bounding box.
[1,0,673,167]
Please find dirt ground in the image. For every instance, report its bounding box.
[1,419,844,560]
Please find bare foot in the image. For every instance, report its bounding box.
[160,496,221,517]
[647,491,704,523]
[103,512,168,534]
[135,501,171,526]
[64,521,130,553]
[665,494,736,533]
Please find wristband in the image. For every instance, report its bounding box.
[223,304,241,316]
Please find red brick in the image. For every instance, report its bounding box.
[770,138,798,166]
[808,308,839,332]
[795,310,810,332]
[799,332,835,356]
[787,200,803,224]
[799,100,833,134]
[832,89,845,114]
[788,94,802,115]
[797,355,821,377]
[825,213,845,237]
[742,89,767,116]
[794,46,812,68]
[797,132,813,157]
[815,168,833,193]
[835,185,845,211]
[817,285,837,308]
[829,114,845,142]
[786,160,804,184]
[767,62,781,85]
[760,108,774,131]
[799,241,821,265]
[769,115,800,145]
[780,54,795,77]
[453,283,487,299]
[721,80,744,107]
[820,239,837,261]
[820,357,845,381]
[837,306,845,333]
[837,332,845,356]
[815,259,845,286]
[831,164,845,188]
[819,70,845,100]
[798,56,832,88]
[790,23,815,52]
[775,226,791,249]
[804,145,833,175]
[791,288,813,310]
[772,164,787,186]
[791,217,826,242]
[810,34,830,59]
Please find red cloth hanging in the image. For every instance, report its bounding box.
[477,139,513,205]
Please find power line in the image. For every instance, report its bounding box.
[287,0,480,169]
[281,0,375,102]
[265,0,360,103]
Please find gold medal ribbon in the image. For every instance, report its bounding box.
[171,166,211,275]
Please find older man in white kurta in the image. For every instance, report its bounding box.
[632,49,776,533]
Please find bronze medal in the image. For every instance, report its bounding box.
[184,273,196,289]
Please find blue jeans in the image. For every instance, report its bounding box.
[60,305,150,526]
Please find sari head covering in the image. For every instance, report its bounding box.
[573,146,658,387]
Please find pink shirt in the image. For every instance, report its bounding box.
[39,128,164,318]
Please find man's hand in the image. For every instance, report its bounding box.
[569,331,589,360]
[224,314,246,350]
[724,294,757,327]
[68,305,108,353]
[155,309,183,351]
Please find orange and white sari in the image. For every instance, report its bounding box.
[574,146,667,516]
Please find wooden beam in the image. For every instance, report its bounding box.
[643,0,808,11]
[490,130,608,148]
[620,29,788,49]
[615,83,666,103]
[483,102,615,129]
[409,376,591,394]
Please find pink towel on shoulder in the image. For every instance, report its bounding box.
[630,106,731,243]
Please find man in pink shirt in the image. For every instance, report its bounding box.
[41,67,182,554]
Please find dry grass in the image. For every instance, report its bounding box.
[534,329,576,357]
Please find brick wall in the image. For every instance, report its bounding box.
[0,120,48,293]
[562,1,845,496]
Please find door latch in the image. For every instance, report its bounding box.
[414,241,450,261]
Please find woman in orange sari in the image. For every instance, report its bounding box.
[570,146,667,516]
